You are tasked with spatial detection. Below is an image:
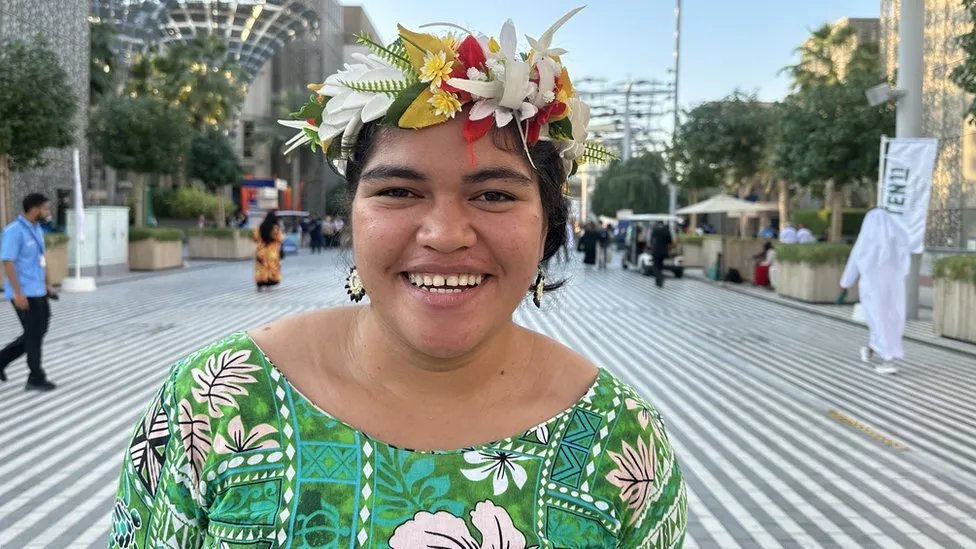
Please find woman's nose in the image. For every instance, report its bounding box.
[416,198,477,253]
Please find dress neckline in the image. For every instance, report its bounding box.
[243,331,608,455]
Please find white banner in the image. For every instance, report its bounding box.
[878,137,938,254]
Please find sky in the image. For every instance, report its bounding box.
[348,0,882,109]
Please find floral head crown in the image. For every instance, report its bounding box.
[278,6,617,177]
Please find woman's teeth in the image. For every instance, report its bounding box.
[407,273,484,293]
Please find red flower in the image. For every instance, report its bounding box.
[457,35,487,72]
[306,118,317,126]
[526,101,567,145]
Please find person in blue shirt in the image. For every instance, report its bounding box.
[0,193,57,391]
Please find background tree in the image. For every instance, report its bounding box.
[782,23,857,93]
[773,67,894,240]
[665,131,720,229]
[776,26,894,241]
[125,34,246,130]
[188,128,244,227]
[0,36,79,226]
[590,153,669,217]
[89,21,118,105]
[89,96,189,226]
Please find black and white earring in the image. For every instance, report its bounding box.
[532,269,545,308]
[345,266,366,302]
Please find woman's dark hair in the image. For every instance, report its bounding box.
[335,121,571,291]
[259,210,279,244]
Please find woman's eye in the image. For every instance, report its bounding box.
[475,191,515,202]
[378,188,415,198]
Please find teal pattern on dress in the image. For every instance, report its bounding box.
[110,331,687,548]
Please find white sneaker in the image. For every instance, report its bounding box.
[860,347,872,363]
[875,363,898,375]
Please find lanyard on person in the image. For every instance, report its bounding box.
[17,217,46,268]
[17,217,44,250]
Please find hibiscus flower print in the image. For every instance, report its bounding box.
[213,415,279,454]
[389,500,538,549]
[605,435,657,527]
[461,450,529,495]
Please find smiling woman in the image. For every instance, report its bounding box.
[107,8,687,549]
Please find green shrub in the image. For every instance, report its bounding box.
[934,256,976,285]
[775,243,853,265]
[187,227,251,239]
[43,233,69,247]
[129,227,184,242]
[153,185,235,220]
[677,235,705,246]
[791,208,869,237]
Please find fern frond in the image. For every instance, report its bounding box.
[338,78,411,97]
[579,141,619,164]
[357,33,414,75]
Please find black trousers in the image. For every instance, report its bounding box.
[0,297,51,383]
[652,254,666,287]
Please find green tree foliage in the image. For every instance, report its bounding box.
[590,153,668,217]
[782,23,857,93]
[89,96,189,174]
[90,22,118,105]
[125,34,246,129]
[0,36,79,224]
[0,36,78,171]
[676,91,772,195]
[952,0,976,121]
[773,24,894,240]
[188,128,244,192]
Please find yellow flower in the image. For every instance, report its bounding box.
[441,33,460,51]
[427,89,462,118]
[420,51,454,88]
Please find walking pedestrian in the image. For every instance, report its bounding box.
[252,210,284,291]
[108,11,686,546]
[840,208,911,374]
[650,221,673,288]
[579,221,600,268]
[0,193,57,390]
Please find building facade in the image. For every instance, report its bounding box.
[0,0,90,227]
[882,0,976,251]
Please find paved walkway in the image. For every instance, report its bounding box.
[1,253,975,548]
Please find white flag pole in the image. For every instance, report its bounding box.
[62,148,96,292]
[877,135,888,208]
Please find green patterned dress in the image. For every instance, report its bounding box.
[110,332,687,548]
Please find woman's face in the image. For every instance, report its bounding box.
[352,116,548,360]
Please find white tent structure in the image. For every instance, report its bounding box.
[678,194,778,237]
[677,194,777,215]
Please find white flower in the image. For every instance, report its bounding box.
[551,97,591,162]
[467,66,488,81]
[461,450,529,495]
[279,52,405,156]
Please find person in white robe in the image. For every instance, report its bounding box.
[839,209,912,374]
[780,224,797,244]
[796,224,817,244]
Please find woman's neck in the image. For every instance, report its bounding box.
[344,306,539,405]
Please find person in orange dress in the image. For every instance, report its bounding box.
[252,210,284,291]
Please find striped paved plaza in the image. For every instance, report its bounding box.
[0,251,974,548]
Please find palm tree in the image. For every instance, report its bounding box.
[782,23,857,93]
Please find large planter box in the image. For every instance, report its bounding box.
[703,238,723,268]
[933,279,976,343]
[129,240,183,271]
[187,229,255,260]
[933,257,976,344]
[775,261,860,304]
[45,242,69,286]
[678,240,705,268]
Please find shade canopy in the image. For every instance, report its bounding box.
[677,194,777,215]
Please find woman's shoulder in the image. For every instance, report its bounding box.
[165,331,276,405]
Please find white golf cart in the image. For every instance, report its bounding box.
[620,213,685,279]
